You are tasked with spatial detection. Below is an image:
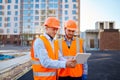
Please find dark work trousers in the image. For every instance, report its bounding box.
[58,76,82,80]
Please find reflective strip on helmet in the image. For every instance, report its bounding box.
[34,72,56,76]
[32,60,41,65]
[64,56,75,59]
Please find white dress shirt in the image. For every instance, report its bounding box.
[33,33,66,69]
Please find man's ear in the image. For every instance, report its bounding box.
[64,27,66,31]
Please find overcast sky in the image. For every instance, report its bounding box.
[80,0,120,31]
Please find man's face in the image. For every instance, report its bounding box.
[65,28,75,39]
[46,27,59,38]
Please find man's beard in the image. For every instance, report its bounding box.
[66,34,73,40]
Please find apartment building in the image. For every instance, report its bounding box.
[58,0,80,35]
[0,0,21,45]
[0,0,80,46]
[20,0,59,45]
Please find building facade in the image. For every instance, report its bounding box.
[0,0,21,45]
[85,30,99,50]
[85,21,120,50]
[100,29,120,50]
[20,0,59,45]
[58,0,80,35]
[0,0,80,46]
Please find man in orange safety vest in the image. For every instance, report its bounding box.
[58,20,88,80]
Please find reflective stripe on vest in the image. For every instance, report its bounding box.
[34,72,56,76]
[64,56,74,59]
[32,60,41,65]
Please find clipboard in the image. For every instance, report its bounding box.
[75,53,91,64]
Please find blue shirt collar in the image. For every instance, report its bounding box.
[43,33,54,41]
[64,35,75,41]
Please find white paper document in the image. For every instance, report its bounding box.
[75,53,91,64]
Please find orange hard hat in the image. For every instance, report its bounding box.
[44,17,60,28]
[64,20,77,30]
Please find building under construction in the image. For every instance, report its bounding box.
[85,21,120,50]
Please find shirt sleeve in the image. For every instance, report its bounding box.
[58,50,67,61]
[83,62,88,75]
[33,38,66,69]
[83,44,88,75]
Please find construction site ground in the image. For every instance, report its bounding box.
[0,45,31,80]
[0,45,120,80]
[18,50,120,80]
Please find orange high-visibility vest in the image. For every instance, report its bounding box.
[58,38,84,77]
[31,36,59,80]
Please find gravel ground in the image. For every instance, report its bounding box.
[18,50,120,80]
[0,45,31,80]
[0,61,32,80]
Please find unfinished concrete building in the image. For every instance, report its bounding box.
[85,21,120,50]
